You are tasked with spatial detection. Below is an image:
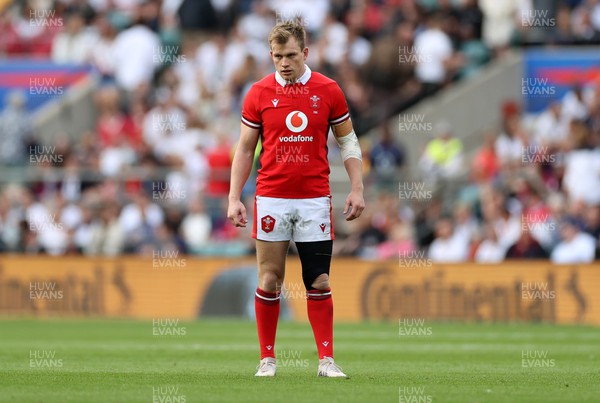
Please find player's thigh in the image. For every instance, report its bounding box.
[292,196,333,242]
[256,239,289,283]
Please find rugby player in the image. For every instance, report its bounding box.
[227,21,365,377]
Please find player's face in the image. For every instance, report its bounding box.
[270,37,308,83]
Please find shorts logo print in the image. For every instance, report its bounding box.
[319,223,326,232]
[261,215,276,233]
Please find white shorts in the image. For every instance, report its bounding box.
[252,195,334,242]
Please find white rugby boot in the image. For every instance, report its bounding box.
[255,357,276,377]
[317,356,348,378]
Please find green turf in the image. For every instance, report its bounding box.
[0,319,598,403]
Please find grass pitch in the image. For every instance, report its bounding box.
[0,319,598,402]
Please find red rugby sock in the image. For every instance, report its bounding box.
[255,288,280,359]
[307,288,334,359]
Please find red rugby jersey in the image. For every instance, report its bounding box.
[241,66,350,198]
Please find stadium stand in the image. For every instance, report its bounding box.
[0,0,598,264]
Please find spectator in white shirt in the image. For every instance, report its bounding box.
[112,17,160,91]
[52,11,98,64]
[90,15,117,78]
[317,13,349,67]
[479,0,519,54]
[268,0,329,34]
[563,121,600,206]
[475,223,506,263]
[195,32,247,97]
[414,13,454,90]
[532,102,569,147]
[119,191,164,236]
[481,198,522,249]
[495,114,526,167]
[428,217,469,262]
[348,25,371,67]
[180,198,212,252]
[453,202,479,246]
[551,218,596,264]
[99,137,137,177]
[238,0,274,50]
[562,85,589,123]
[142,89,187,154]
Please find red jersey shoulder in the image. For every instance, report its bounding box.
[244,74,276,102]
[254,73,277,89]
[309,72,350,124]
[308,71,337,85]
[242,74,276,128]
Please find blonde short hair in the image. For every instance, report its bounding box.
[268,21,306,50]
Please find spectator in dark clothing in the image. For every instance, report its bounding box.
[369,125,405,191]
[583,205,600,240]
[505,231,548,259]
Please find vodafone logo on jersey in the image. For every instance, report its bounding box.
[285,111,308,133]
[280,111,313,142]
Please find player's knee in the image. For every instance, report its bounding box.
[311,273,330,290]
[259,270,282,293]
[297,240,332,290]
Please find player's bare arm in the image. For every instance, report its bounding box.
[227,123,259,227]
[333,119,365,221]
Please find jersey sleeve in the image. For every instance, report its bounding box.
[327,82,350,126]
[241,84,262,129]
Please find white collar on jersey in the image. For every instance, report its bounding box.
[275,65,312,87]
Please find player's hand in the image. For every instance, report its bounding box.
[343,190,365,221]
[227,199,248,227]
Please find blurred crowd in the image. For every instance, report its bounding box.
[352,84,600,264]
[0,0,599,262]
